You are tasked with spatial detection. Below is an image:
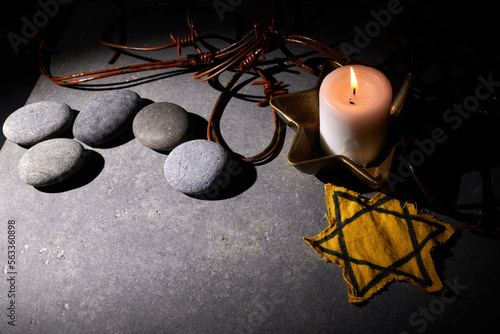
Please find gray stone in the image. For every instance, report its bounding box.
[164,140,230,195]
[73,90,142,146]
[2,101,73,146]
[18,138,85,187]
[132,102,192,151]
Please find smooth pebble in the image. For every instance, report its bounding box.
[73,90,142,146]
[164,140,230,195]
[133,102,192,151]
[19,138,85,187]
[2,101,72,146]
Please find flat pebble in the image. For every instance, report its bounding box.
[2,101,72,146]
[19,138,85,187]
[73,90,142,146]
[133,102,192,151]
[164,140,230,195]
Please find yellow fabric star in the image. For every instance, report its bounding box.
[304,184,457,303]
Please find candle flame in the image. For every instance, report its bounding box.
[350,67,358,95]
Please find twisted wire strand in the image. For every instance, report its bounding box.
[239,50,263,72]
[284,34,358,66]
[207,70,286,164]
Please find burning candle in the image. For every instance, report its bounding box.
[319,65,392,166]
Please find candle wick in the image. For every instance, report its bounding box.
[353,88,356,95]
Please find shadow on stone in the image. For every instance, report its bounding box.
[189,113,209,141]
[189,158,257,201]
[57,109,79,140]
[35,150,105,193]
[95,123,136,149]
[151,113,209,155]
[316,166,374,194]
[90,98,153,149]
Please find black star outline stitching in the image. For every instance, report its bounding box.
[310,189,449,298]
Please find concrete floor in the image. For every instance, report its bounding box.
[1,1,499,333]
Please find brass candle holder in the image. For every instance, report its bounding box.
[270,59,412,189]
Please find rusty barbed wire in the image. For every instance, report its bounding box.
[37,1,357,163]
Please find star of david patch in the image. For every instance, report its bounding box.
[304,184,457,303]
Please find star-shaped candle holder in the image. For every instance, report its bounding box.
[270,60,412,189]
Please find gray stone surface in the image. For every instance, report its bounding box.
[0,2,498,334]
[2,101,72,146]
[73,90,142,147]
[18,138,85,187]
[133,102,192,151]
[164,139,229,195]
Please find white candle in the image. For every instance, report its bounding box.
[319,65,392,166]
